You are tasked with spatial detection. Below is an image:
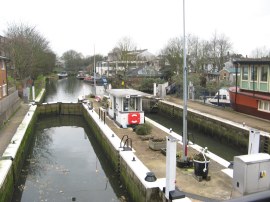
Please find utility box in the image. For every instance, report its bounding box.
[233,153,270,195]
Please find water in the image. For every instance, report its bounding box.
[45,77,95,103]
[146,112,245,161]
[12,78,129,202]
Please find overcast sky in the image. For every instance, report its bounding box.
[0,0,269,57]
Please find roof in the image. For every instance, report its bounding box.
[107,89,149,97]
[233,58,270,65]
[0,56,10,61]
[220,67,238,73]
[136,50,156,61]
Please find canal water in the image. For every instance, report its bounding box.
[45,77,95,103]
[146,111,245,161]
[12,78,130,202]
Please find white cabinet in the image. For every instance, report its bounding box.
[233,153,270,195]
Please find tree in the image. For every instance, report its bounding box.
[159,37,183,81]
[210,32,232,71]
[83,54,103,73]
[116,36,137,76]
[251,46,270,58]
[4,23,54,79]
[61,50,83,71]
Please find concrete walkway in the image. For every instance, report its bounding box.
[0,101,30,156]
[165,96,270,133]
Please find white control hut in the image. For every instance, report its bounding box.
[106,89,148,128]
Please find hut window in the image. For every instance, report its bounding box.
[250,66,257,81]
[123,97,137,111]
[242,65,248,80]
[123,98,129,111]
[261,66,268,82]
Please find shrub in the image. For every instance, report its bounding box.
[193,153,210,161]
[135,123,152,136]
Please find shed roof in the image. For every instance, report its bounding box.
[107,89,149,97]
[220,67,238,73]
[233,58,270,65]
[0,56,10,61]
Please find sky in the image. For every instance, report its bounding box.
[0,0,270,58]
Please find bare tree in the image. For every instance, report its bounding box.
[251,46,270,58]
[159,37,183,80]
[4,23,54,79]
[210,32,232,71]
[116,36,137,76]
[216,34,232,70]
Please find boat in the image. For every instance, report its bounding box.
[208,88,230,107]
[83,75,108,86]
[228,58,270,120]
[76,71,86,80]
[58,71,68,79]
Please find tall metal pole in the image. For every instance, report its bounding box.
[94,45,96,95]
[182,0,188,161]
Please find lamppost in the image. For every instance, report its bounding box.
[182,0,188,161]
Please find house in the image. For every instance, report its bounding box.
[229,58,270,120]
[106,49,160,76]
[127,66,162,78]
[0,35,9,99]
[219,61,240,84]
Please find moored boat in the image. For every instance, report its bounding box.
[76,71,87,80]
[229,58,270,120]
[83,75,108,86]
[58,71,68,79]
[208,88,230,107]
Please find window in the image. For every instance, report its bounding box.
[258,100,270,113]
[123,97,137,111]
[223,73,227,80]
[1,61,5,70]
[123,98,129,111]
[250,66,257,81]
[261,66,268,82]
[242,65,248,80]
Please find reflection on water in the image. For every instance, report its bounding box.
[146,112,245,161]
[12,116,129,202]
[45,77,95,103]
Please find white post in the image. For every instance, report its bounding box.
[153,83,156,96]
[165,135,177,199]
[32,85,35,101]
[248,129,260,154]
[94,45,96,95]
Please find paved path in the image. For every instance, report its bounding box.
[165,96,270,133]
[0,101,30,156]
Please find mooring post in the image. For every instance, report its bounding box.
[165,135,177,199]
[248,129,260,154]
